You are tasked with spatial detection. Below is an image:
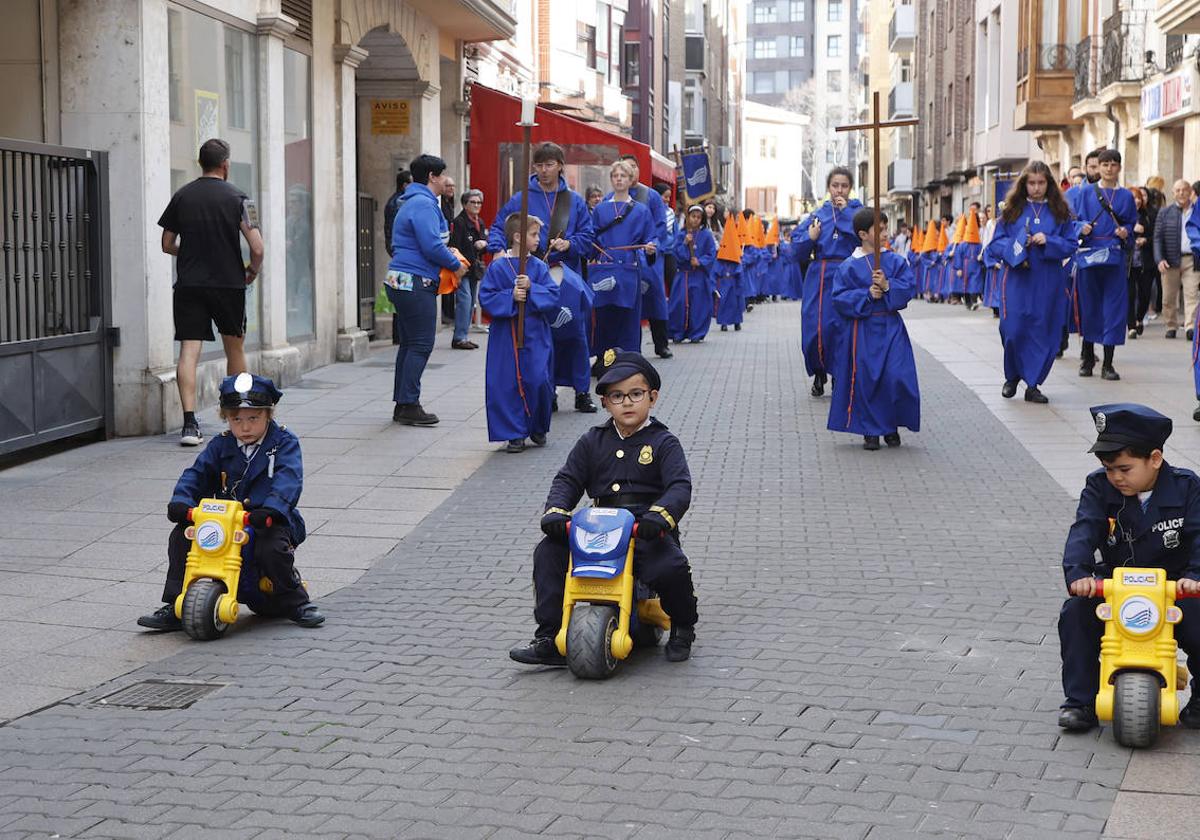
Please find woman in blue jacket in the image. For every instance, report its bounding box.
[386,154,467,426]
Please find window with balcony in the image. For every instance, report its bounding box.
[790,35,806,57]
[791,0,805,22]
[829,0,842,22]
[755,38,778,59]
[754,1,777,23]
[1019,0,1084,74]
[827,35,841,57]
[753,71,776,94]
[827,70,841,91]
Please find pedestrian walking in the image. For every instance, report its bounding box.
[449,189,488,350]
[1154,179,1195,339]
[158,138,263,447]
[986,161,1077,404]
[440,176,458,326]
[667,205,717,342]
[1125,187,1154,339]
[1074,149,1136,380]
[610,154,673,359]
[386,154,467,427]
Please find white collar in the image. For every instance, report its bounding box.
[614,418,651,439]
[851,247,868,259]
[237,434,266,451]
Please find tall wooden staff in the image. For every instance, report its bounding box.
[515,97,538,349]
[835,91,919,266]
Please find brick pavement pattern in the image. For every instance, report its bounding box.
[0,302,1145,838]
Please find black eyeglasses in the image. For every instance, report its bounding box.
[603,389,649,405]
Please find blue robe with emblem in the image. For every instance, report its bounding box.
[714,258,744,327]
[480,256,560,442]
[958,241,983,294]
[171,420,307,545]
[827,250,920,437]
[549,263,594,394]
[487,175,595,274]
[1073,184,1137,346]
[740,243,760,299]
[606,184,669,322]
[588,198,654,358]
[764,244,787,296]
[782,240,804,300]
[986,203,1077,387]
[668,226,717,341]
[792,199,862,376]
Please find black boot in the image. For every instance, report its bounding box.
[1024,386,1049,404]
[509,636,566,666]
[574,392,598,413]
[810,373,826,397]
[883,432,901,447]
[664,624,695,662]
[1001,380,1018,399]
[393,403,439,426]
[291,603,325,628]
[863,435,881,451]
[1057,706,1098,732]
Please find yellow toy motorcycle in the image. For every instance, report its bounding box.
[555,508,671,679]
[176,498,268,641]
[1094,568,1199,747]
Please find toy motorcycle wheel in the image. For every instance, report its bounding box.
[1112,671,1161,748]
[566,604,619,679]
[182,578,229,641]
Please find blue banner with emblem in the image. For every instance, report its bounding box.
[680,150,714,204]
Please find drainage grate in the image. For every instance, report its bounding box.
[94,680,225,710]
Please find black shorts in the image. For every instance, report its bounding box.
[173,286,246,341]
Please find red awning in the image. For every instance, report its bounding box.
[468,84,675,226]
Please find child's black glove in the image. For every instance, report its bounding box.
[540,510,570,543]
[636,511,671,541]
[167,502,190,524]
[246,507,283,530]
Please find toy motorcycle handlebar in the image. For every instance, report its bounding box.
[1093,578,1200,598]
[563,522,639,537]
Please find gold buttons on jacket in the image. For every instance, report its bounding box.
[615,449,625,458]
[611,483,621,492]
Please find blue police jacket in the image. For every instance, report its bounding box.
[543,417,691,529]
[388,182,462,280]
[1063,462,1200,586]
[171,420,307,545]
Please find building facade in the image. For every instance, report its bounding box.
[0,0,516,439]
[973,0,1035,210]
[742,100,809,216]
[915,0,978,219]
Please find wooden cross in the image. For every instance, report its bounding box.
[835,91,919,265]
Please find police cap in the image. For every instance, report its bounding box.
[596,351,661,395]
[219,372,283,410]
[1087,403,1172,454]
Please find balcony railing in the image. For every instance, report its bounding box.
[1074,37,1098,102]
[1166,36,1185,70]
[887,159,915,193]
[888,82,914,118]
[1019,43,1076,78]
[1100,9,1147,89]
[888,5,915,52]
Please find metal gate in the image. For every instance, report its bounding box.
[356,192,377,336]
[0,139,112,456]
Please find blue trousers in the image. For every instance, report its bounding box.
[386,283,437,404]
[1059,594,1200,708]
[453,277,475,342]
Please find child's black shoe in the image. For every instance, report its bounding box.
[530,433,547,447]
[863,435,881,451]
[509,636,566,666]
[665,624,695,662]
[137,604,182,632]
[1180,695,1200,728]
[1057,706,1098,732]
[575,392,598,413]
[291,603,325,628]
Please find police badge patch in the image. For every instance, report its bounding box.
[1164,529,1180,549]
[638,445,653,465]
[604,348,616,367]
[1095,412,1107,433]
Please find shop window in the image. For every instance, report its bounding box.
[284,49,314,340]
[166,4,261,353]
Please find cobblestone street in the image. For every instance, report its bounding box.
[1,302,1198,838]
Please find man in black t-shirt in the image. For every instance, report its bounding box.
[159,138,264,446]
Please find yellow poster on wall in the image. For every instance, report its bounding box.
[371,99,410,135]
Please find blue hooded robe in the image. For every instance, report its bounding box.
[668,225,717,341]
[1073,184,1137,346]
[588,198,655,358]
[792,199,863,376]
[479,256,560,442]
[488,175,595,274]
[549,263,594,394]
[986,202,1078,388]
[827,250,920,437]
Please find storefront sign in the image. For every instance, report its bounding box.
[371,99,410,135]
[1142,69,1196,128]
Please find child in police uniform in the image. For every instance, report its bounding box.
[1058,403,1200,731]
[137,373,324,631]
[509,351,700,665]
